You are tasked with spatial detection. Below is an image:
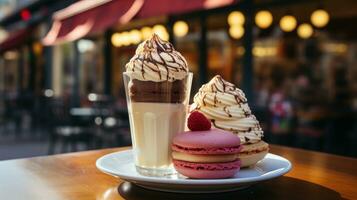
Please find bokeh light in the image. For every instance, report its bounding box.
[152,24,169,41]
[228,11,245,25]
[229,25,244,39]
[297,23,314,39]
[129,29,142,45]
[279,15,297,32]
[173,21,189,37]
[311,9,330,28]
[111,33,122,47]
[140,26,152,40]
[121,31,131,46]
[255,10,273,29]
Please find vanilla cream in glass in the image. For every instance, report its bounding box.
[123,34,192,177]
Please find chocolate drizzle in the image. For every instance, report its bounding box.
[215,75,237,94]
[125,34,188,81]
[213,92,218,107]
[211,119,217,128]
[208,75,247,104]
[211,119,228,131]
[245,137,250,142]
[223,106,232,117]
[202,93,208,106]
[243,109,250,117]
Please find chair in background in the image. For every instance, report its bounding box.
[47,98,95,154]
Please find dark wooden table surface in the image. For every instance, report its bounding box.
[0,145,356,200]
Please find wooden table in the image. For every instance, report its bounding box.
[0,145,356,200]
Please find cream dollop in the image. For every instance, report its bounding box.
[125,34,189,82]
[193,75,263,144]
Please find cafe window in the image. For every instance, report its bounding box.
[78,39,105,96]
[174,19,200,100]
[112,44,136,101]
[207,13,236,82]
[52,42,74,97]
[2,50,20,93]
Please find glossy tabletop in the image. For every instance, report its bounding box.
[0,145,356,200]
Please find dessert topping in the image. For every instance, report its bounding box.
[187,111,211,131]
[193,75,263,144]
[125,34,189,82]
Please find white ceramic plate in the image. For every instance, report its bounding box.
[96,150,292,193]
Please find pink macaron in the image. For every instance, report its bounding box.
[172,128,242,179]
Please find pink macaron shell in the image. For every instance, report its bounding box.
[173,159,240,179]
[175,166,239,179]
[173,129,241,149]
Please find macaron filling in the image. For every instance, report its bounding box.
[172,144,242,155]
[172,151,237,163]
[239,147,269,155]
[239,141,269,155]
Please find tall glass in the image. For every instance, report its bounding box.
[123,72,193,177]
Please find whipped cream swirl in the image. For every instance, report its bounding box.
[125,34,189,82]
[193,75,263,144]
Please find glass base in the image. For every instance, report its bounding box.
[136,165,177,177]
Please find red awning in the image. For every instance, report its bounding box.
[0,28,32,53]
[42,0,236,45]
[136,0,236,18]
[42,0,144,45]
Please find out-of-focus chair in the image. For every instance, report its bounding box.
[93,108,130,148]
[2,93,20,135]
[47,98,95,154]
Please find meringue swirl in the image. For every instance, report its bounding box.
[193,75,263,144]
[125,34,189,82]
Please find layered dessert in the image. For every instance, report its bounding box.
[124,34,191,175]
[192,75,269,167]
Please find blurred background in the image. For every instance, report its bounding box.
[0,0,356,160]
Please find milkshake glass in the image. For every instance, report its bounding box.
[123,34,192,176]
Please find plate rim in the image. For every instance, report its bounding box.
[96,149,292,185]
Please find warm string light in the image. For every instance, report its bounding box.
[255,10,273,29]
[279,15,297,32]
[152,25,169,41]
[129,29,142,45]
[111,33,121,47]
[311,9,330,28]
[173,21,189,37]
[228,11,245,25]
[253,46,277,57]
[111,8,329,47]
[140,27,152,40]
[297,23,314,39]
[254,8,328,31]
[228,11,245,39]
[111,25,169,47]
[229,26,244,39]
[121,32,131,46]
